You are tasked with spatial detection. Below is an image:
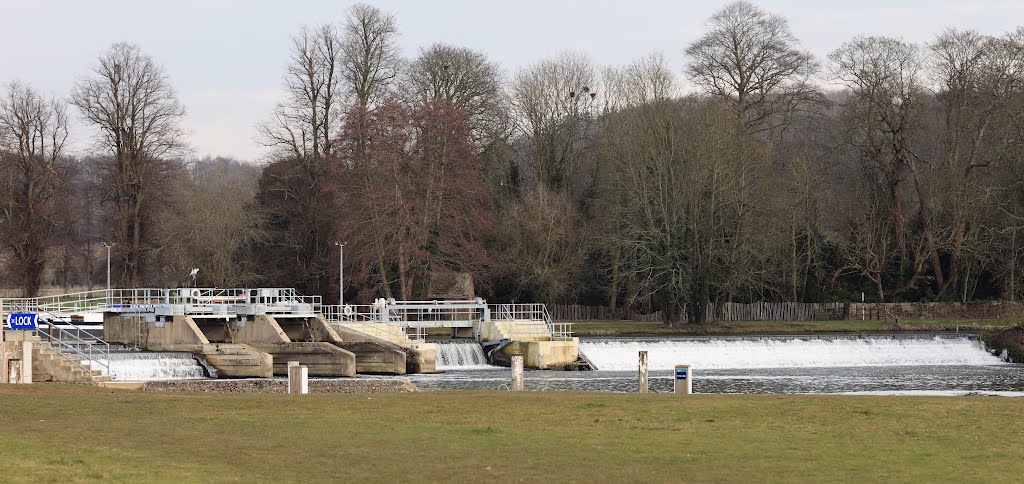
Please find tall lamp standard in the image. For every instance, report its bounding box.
[335,241,347,307]
[101,241,115,304]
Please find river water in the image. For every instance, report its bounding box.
[398,334,1024,395]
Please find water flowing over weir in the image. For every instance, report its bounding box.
[435,341,492,369]
[580,335,1005,371]
[93,352,210,381]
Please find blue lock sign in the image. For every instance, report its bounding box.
[675,368,688,380]
[7,313,38,330]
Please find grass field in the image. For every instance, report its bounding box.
[571,319,1019,336]
[2,385,1023,482]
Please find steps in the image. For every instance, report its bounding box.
[32,341,112,384]
[490,320,552,342]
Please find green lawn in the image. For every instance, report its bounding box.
[1,385,1023,482]
[571,319,1020,336]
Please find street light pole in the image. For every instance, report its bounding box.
[101,242,115,304]
[335,241,347,307]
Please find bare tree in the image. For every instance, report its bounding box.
[333,101,493,301]
[400,43,505,146]
[603,52,677,111]
[155,157,264,287]
[255,24,347,298]
[0,82,71,296]
[71,43,188,287]
[258,24,342,164]
[829,36,927,275]
[596,98,771,324]
[341,3,401,107]
[509,50,598,194]
[925,28,1024,299]
[492,186,588,304]
[685,0,819,134]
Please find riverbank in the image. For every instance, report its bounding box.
[1,385,1022,482]
[570,319,1019,336]
[103,378,417,393]
[981,326,1024,363]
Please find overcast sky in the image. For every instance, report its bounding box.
[2,0,1022,162]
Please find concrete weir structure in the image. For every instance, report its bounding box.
[3,288,579,383]
[346,299,580,370]
[96,289,440,377]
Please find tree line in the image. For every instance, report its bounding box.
[2,1,1024,324]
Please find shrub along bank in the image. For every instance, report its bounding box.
[981,325,1024,363]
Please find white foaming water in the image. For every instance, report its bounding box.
[436,341,492,370]
[580,336,1005,371]
[92,352,209,381]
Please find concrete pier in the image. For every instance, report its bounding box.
[477,319,579,370]
[104,315,274,378]
[330,319,436,374]
[250,342,356,377]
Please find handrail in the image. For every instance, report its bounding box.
[320,304,420,343]
[41,326,111,376]
[33,306,112,377]
[4,289,572,348]
[488,303,573,341]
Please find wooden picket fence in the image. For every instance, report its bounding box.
[551,302,848,322]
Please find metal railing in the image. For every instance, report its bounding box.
[489,303,573,341]
[321,304,377,323]
[39,323,112,377]
[542,305,574,341]
[34,306,112,377]
[245,288,322,308]
[383,300,486,327]
[4,289,572,351]
[320,304,422,343]
[3,287,325,317]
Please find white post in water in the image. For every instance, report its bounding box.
[511,354,524,391]
[638,351,649,393]
[674,364,691,395]
[287,361,307,394]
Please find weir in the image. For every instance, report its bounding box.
[3,287,579,381]
[580,335,1004,371]
[436,341,491,369]
[98,352,210,381]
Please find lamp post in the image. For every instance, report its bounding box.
[335,241,347,307]
[101,242,115,305]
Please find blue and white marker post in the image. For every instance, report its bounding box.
[674,364,692,395]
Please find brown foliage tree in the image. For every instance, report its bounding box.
[332,100,492,301]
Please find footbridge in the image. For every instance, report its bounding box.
[2,288,581,382]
